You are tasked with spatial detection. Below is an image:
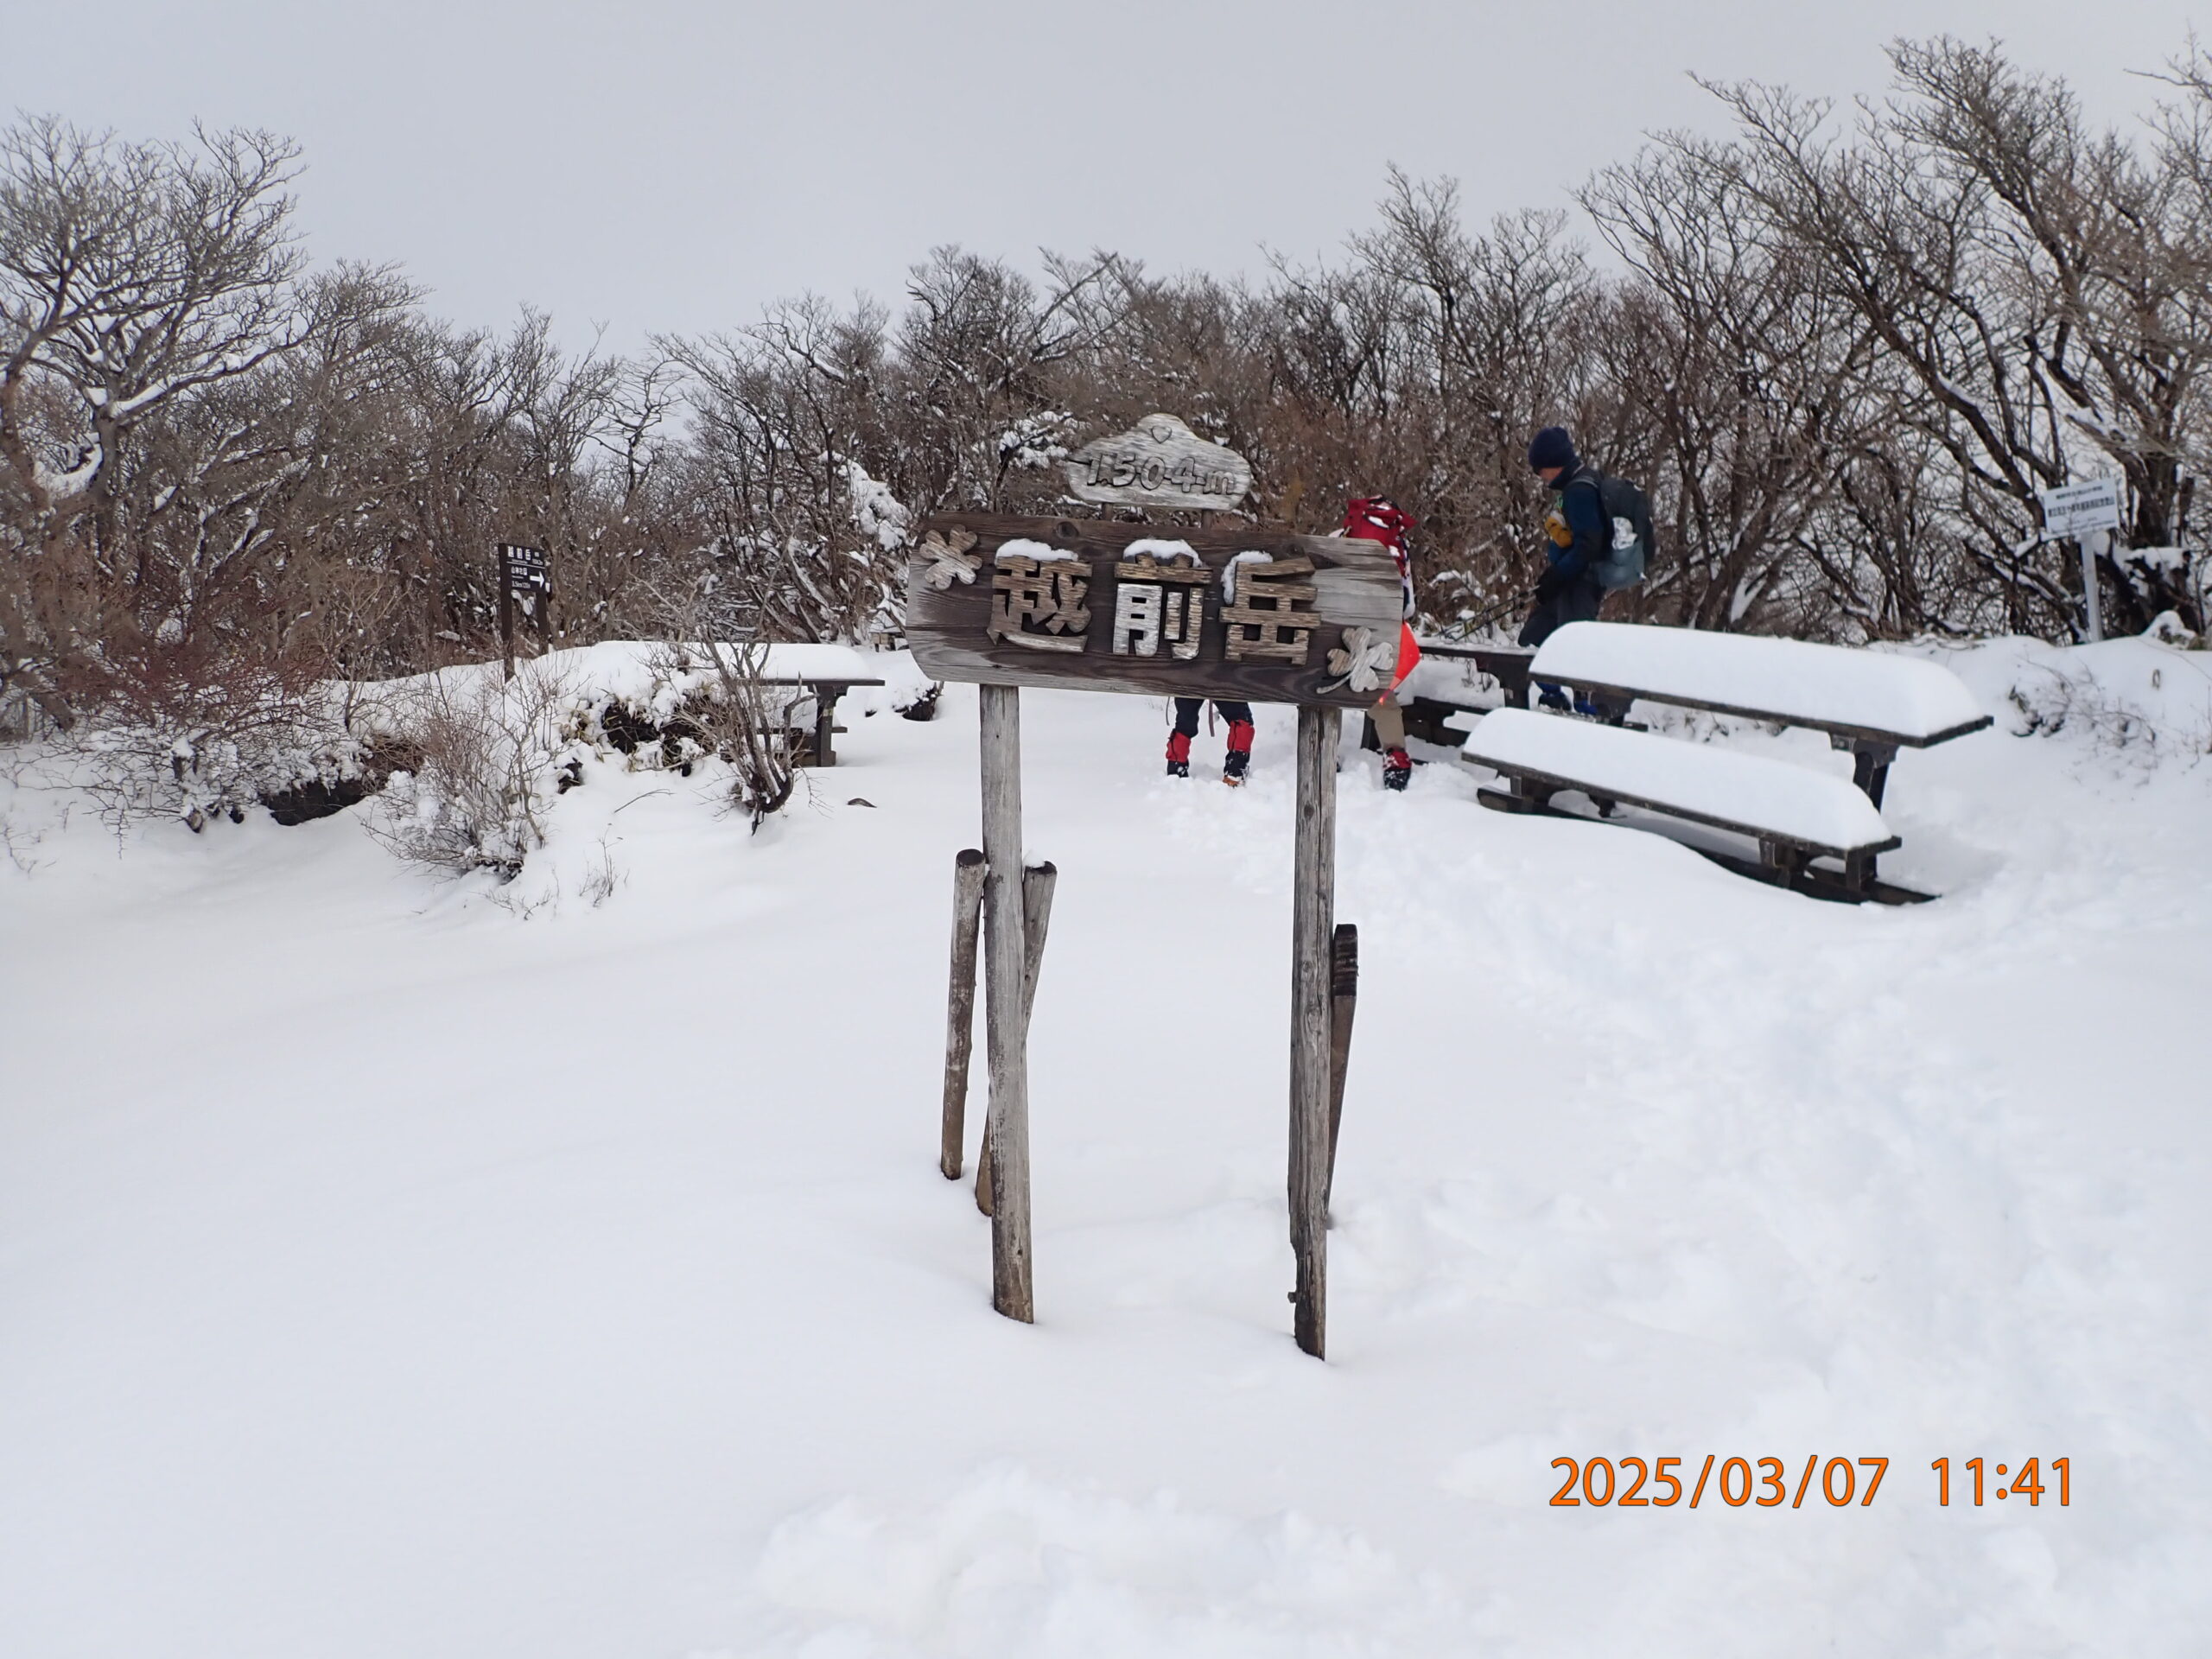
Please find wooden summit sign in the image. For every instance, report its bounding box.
[917,421,1376,1361]
[906,516,1403,708]
[1063,413,1253,511]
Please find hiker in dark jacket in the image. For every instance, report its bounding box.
[1518,426,1608,667]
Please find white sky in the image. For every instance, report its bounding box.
[8,0,2201,352]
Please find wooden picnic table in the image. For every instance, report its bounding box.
[1525,625,1991,807]
[756,676,884,766]
[1458,624,1993,903]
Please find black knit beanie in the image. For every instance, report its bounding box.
[1527,426,1578,473]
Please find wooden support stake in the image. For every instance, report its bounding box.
[977,860,1056,1217]
[977,683,1034,1322]
[940,848,987,1179]
[1325,922,1358,1219]
[1289,703,1338,1358]
[499,566,516,683]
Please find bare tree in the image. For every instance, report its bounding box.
[0,118,312,722]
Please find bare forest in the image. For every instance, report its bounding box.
[4,38,2209,780]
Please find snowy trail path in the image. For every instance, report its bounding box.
[3,645,2209,1656]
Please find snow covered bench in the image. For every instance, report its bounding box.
[1463,708,1904,899]
[1527,622,1990,806]
[1366,642,1536,748]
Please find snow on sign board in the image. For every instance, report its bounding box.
[904,515,1402,707]
[2037,478,2123,539]
[1062,414,1253,512]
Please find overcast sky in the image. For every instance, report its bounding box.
[7,0,2200,352]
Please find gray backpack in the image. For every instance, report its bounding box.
[1576,470,1654,590]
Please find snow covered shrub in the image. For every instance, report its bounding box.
[2004,648,2212,761]
[32,654,366,835]
[645,642,801,830]
[360,663,580,878]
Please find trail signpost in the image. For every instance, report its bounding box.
[914,423,1401,1358]
[2037,479,2122,645]
[498,543,551,681]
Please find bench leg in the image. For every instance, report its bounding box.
[1758,838,1806,887]
[1847,742,1896,809]
[1510,774,1555,810]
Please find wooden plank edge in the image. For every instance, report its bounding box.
[1471,787,1932,905]
[1532,676,1994,750]
[1462,759,1898,861]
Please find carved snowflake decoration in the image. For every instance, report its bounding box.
[1323,626,1393,694]
[919,527,982,590]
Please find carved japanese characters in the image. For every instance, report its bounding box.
[988,541,1092,652]
[906,516,1402,707]
[1110,542,1210,660]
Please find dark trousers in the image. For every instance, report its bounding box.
[1173,699,1254,741]
[1517,572,1605,649]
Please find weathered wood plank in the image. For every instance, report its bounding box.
[940,848,987,1180]
[1325,921,1357,1219]
[1289,704,1338,1359]
[976,861,1057,1218]
[1533,671,1993,752]
[978,685,1033,1322]
[1473,786,1936,905]
[1465,756,1900,861]
[908,516,1402,709]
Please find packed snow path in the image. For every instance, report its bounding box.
[3,638,2209,1656]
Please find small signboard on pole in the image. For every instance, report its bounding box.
[1061,413,1253,512]
[2037,478,2122,540]
[2037,480,2122,644]
[497,543,550,681]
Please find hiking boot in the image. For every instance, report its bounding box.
[1166,730,1192,779]
[1222,747,1250,787]
[1382,747,1413,791]
[1535,683,1572,712]
[1166,758,1190,779]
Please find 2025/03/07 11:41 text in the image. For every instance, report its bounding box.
[1550,1456,2073,1509]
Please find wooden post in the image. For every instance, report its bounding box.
[976,860,1056,1217]
[1325,921,1358,1218]
[977,683,1034,1322]
[940,849,987,1179]
[1289,703,1338,1358]
[499,558,516,683]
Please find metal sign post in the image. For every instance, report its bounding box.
[2037,480,2122,645]
[497,544,550,680]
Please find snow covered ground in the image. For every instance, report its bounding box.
[3,635,2209,1657]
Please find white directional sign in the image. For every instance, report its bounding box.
[2038,478,2123,539]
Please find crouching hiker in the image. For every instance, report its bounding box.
[1519,424,1653,709]
[1341,496,1421,791]
[1166,699,1256,785]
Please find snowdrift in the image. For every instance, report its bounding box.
[3,632,2209,1658]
